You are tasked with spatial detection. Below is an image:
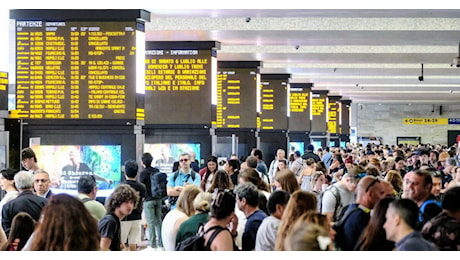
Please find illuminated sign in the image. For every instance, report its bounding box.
[311,91,328,133]
[216,62,260,129]
[403,118,448,125]
[259,74,290,130]
[145,42,219,125]
[327,96,341,134]
[14,21,140,120]
[0,72,7,111]
[289,83,311,132]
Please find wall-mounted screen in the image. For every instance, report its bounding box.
[33,145,121,196]
[216,67,258,128]
[289,142,304,154]
[144,143,201,174]
[145,44,215,125]
[14,20,138,120]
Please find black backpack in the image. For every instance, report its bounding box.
[332,206,360,250]
[150,169,167,199]
[175,225,226,251]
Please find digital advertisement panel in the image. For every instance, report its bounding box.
[144,143,200,174]
[33,145,121,196]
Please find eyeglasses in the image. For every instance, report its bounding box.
[34,179,49,183]
[179,158,189,163]
[365,177,380,192]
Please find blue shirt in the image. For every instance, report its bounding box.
[396,231,439,251]
[167,170,201,210]
[242,209,268,251]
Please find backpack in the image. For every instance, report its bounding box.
[418,199,442,224]
[175,225,226,251]
[162,171,198,219]
[150,169,167,199]
[332,206,361,250]
[319,185,347,222]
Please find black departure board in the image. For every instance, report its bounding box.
[145,41,219,125]
[340,100,351,135]
[14,20,139,120]
[289,83,312,132]
[0,72,7,111]
[216,62,260,129]
[311,91,328,133]
[259,74,289,130]
[327,96,341,135]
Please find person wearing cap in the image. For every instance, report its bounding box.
[406,151,421,172]
[77,174,106,222]
[20,147,40,174]
[437,151,450,171]
[0,169,19,223]
[302,144,320,163]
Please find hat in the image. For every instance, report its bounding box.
[294,151,301,157]
[438,151,450,162]
[306,144,315,152]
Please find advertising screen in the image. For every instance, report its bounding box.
[144,143,200,174]
[33,145,121,196]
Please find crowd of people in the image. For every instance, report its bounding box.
[0,143,459,251]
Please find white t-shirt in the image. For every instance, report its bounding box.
[161,208,186,251]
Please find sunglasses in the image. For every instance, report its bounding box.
[179,158,189,163]
[365,177,381,192]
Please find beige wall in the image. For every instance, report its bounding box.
[352,103,460,146]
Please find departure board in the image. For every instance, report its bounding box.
[327,96,341,135]
[311,91,328,133]
[14,20,139,120]
[216,63,259,129]
[289,83,312,132]
[340,100,351,135]
[259,74,289,130]
[145,42,219,125]
[0,72,7,111]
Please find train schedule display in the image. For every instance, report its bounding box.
[14,20,139,120]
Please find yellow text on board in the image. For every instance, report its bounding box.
[403,118,448,125]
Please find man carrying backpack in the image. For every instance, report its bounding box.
[139,152,164,250]
[167,152,201,211]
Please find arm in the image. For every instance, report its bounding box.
[100,237,112,251]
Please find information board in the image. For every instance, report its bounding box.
[311,91,328,133]
[289,83,311,132]
[327,96,341,135]
[340,100,351,135]
[216,63,259,129]
[145,42,219,125]
[14,20,139,119]
[0,72,7,111]
[259,74,289,130]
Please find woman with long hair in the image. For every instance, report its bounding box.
[274,190,318,251]
[208,169,233,192]
[1,212,36,251]
[201,156,218,192]
[161,184,202,251]
[28,194,100,251]
[354,196,396,251]
[273,169,300,194]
